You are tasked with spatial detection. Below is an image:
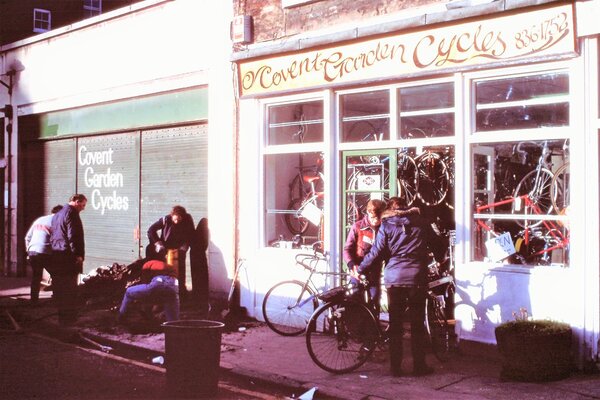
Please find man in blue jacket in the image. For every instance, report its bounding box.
[357,197,444,377]
[49,194,87,326]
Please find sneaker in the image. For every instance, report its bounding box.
[413,365,434,376]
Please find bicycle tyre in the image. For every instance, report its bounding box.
[550,162,570,215]
[263,280,319,336]
[284,198,310,235]
[306,299,379,374]
[397,153,418,207]
[425,294,453,362]
[416,152,449,206]
[513,168,556,228]
[289,174,310,203]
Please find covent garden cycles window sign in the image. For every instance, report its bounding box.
[238,3,576,97]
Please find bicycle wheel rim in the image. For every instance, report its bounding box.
[426,296,452,362]
[306,300,378,374]
[513,168,556,228]
[284,198,310,234]
[416,153,449,206]
[550,163,570,215]
[263,281,317,336]
[397,154,418,206]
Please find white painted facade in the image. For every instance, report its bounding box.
[0,0,235,296]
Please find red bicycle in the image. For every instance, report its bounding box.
[475,194,569,265]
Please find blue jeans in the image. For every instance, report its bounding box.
[119,275,180,322]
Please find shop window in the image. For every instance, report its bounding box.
[268,101,323,145]
[472,139,570,267]
[475,72,569,132]
[340,90,390,143]
[398,82,455,139]
[265,101,324,247]
[33,9,51,33]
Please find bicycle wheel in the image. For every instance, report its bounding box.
[550,162,570,215]
[425,294,453,362]
[289,174,310,203]
[306,300,379,373]
[513,168,556,228]
[416,152,449,206]
[285,198,310,234]
[263,280,319,336]
[397,153,418,207]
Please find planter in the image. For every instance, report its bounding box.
[495,320,572,382]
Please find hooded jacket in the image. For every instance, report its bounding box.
[358,207,442,287]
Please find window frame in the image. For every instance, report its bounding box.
[33,8,51,33]
[465,62,574,269]
[84,0,102,18]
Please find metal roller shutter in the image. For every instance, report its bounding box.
[23,139,76,230]
[77,133,140,272]
[140,124,208,286]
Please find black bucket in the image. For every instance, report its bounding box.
[162,320,225,398]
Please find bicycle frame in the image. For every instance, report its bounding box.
[476,194,569,260]
[293,253,348,307]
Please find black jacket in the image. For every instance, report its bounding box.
[148,214,195,250]
[358,208,443,287]
[50,204,85,257]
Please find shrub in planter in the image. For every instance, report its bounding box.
[495,320,573,382]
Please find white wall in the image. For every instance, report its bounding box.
[0,0,235,290]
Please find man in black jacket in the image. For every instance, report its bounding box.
[357,197,444,377]
[49,194,87,326]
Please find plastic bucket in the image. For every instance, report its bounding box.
[162,320,225,397]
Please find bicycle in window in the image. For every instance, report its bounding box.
[476,194,569,265]
[262,249,349,336]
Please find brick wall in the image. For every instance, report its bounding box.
[234,0,440,44]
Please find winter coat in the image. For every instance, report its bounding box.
[50,204,85,257]
[343,214,378,269]
[148,214,195,251]
[358,208,442,287]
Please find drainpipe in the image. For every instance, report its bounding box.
[0,70,14,276]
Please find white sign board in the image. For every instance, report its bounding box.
[485,232,516,262]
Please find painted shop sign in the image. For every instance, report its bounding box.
[239,4,576,96]
[78,145,130,215]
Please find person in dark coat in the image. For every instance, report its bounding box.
[49,194,87,326]
[190,218,209,315]
[357,197,444,377]
[147,205,195,300]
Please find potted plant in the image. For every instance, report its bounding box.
[494,308,573,382]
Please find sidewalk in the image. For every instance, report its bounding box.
[2,276,600,400]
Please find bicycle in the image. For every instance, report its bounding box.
[262,250,349,336]
[511,140,560,227]
[396,148,451,207]
[476,194,569,265]
[305,250,456,373]
[285,167,325,236]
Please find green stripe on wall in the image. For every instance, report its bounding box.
[38,87,208,138]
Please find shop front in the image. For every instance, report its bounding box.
[20,88,209,279]
[234,2,599,362]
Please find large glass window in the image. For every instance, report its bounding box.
[265,100,324,247]
[398,82,455,139]
[340,90,390,142]
[471,72,570,267]
[475,72,569,132]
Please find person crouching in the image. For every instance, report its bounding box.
[117,259,180,324]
